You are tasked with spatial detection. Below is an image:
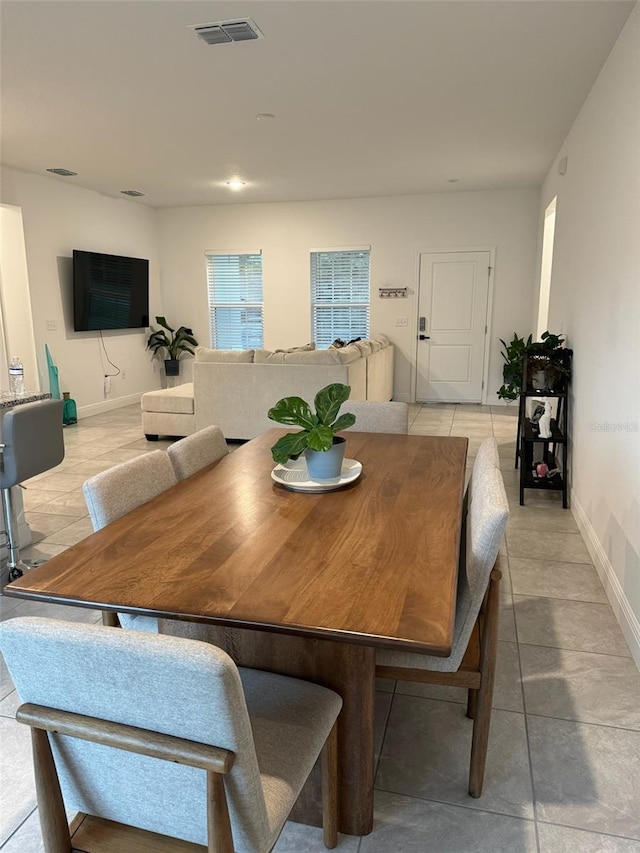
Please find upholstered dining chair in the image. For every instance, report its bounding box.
[0,616,341,852]
[82,450,178,633]
[0,399,64,582]
[340,401,409,434]
[376,458,509,798]
[167,425,229,481]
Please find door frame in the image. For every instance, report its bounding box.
[411,246,496,405]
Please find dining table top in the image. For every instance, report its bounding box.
[6,429,468,656]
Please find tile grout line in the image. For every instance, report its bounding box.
[506,538,542,853]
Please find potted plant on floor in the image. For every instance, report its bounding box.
[497,333,532,401]
[146,316,198,377]
[268,383,356,478]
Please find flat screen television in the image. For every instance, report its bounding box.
[73,250,149,331]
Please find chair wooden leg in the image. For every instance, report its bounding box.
[468,676,494,797]
[30,728,72,853]
[321,722,339,849]
[468,568,501,798]
[466,688,477,720]
[206,771,234,853]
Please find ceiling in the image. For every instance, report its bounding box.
[1,1,634,208]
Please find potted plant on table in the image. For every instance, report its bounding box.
[268,383,356,478]
[146,316,199,377]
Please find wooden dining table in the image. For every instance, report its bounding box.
[6,428,468,836]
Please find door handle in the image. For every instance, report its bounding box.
[418,334,430,341]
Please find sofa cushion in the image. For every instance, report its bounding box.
[283,349,343,365]
[254,350,287,364]
[353,340,374,357]
[336,344,362,364]
[274,342,316,353]
[370,333,390,349]
[195,347,254,363]
[141,383,195,414]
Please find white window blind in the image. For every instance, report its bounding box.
[311,249,370,348]
[205,252,264,350]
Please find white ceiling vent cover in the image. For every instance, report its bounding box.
[190,18,264,46]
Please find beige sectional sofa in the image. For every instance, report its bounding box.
[141,336,394,441]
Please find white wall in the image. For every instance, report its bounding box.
[0,168,163,413]
[157,188,539,401]
[539,5,640,662]
[0,205,38,390]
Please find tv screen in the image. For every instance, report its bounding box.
[73,250,149,331]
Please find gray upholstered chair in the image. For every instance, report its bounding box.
[0,617,341,852]
[341,401,409,434]
[82,450,178,633]
[0,399,64,582]
[376,459,509,798]
[167,425,229,481]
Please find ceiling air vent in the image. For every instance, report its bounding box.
[120,190,146,197]
[190,18,264,46]
[46,168,77,176]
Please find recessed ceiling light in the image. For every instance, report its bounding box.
[226,180,246,190]
[120,189,146,197]
[256,113,275,121]
[46,168,77,176]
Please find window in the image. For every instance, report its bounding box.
[311,248,370,348]
[205,252,264,349]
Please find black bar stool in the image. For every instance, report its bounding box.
[0,399,64,582]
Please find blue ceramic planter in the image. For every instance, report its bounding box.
[305,436,346,480]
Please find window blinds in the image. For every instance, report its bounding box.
[205,253,264,350]
[311,249,370,348]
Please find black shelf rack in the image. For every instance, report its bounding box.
[516,349,572,508]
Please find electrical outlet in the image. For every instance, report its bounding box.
[46,320,57,331]
[395,317,409,327]
[121,370,126,380]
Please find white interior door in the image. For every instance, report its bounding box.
[415,251,490,403]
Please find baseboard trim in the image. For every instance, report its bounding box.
[571,489,640,669]
[393,393,412,404]
[77,393,142,420]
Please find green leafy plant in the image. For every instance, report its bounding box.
[268,383,356,464]
[497,331,570,400]
[497,333,532,401]
[526,331,571,391]
[146,316,198,360]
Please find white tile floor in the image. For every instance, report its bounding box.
[1,403,639,852]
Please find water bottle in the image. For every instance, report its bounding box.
[9,356,25,396]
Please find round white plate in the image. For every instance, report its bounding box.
[271,458,363,493]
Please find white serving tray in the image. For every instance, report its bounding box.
[271,458,363,493]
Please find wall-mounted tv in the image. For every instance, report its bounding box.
[73,250,149,332]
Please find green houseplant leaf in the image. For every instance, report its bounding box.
[146,316,199,360]
[314,383,351,426]
[267,397,317,430]
[268,383,356,463]
[270,431,312,464]
[496,331,570,400]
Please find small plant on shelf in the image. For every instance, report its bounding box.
[497,331,570,400]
